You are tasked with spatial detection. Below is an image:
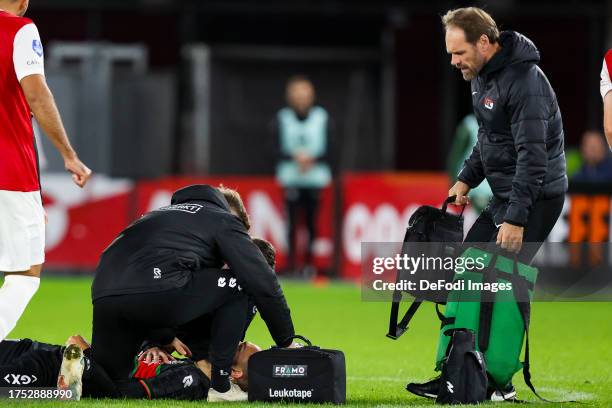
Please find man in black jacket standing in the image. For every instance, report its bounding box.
[407,7,567,401]
[90,185,295,401]
[444,7,567,258]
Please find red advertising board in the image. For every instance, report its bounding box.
[340,173,451,279]
[42,174,133,268]
[42,175,334,271]
[42,172,590,277]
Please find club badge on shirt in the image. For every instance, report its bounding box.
[32,39,43,57]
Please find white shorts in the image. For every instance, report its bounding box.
[0,190,45,272]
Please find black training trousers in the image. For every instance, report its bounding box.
[91,270,247,391]
[285,187,321,269]
[464,195,565,262]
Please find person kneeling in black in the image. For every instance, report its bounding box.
[138,237,278,399]
[91,185,296,401]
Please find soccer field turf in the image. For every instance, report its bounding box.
[4,277,612,407]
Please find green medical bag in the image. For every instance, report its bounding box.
[434,247,537,388]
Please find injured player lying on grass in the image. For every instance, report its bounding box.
[0,334,260,401]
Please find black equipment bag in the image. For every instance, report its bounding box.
[436,329,488,405]
[248,335,346,404]
[387,196,464,340]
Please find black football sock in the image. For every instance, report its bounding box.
[211,365,231,392]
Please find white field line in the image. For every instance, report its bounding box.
[348,376,409,383]
[347,377,596,401]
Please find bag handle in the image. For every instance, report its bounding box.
[287,335,312,347]
[442,195,466,216]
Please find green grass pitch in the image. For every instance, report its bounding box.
[3,277,612,407]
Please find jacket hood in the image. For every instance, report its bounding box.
[171,185,230,210]
[480,31,540,76]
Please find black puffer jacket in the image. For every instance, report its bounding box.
[458,31,568,227]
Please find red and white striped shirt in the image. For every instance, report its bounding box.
[0,10,45,192]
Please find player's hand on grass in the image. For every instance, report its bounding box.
[448,180,470,206]
[163,337,193,359]
[64,155,92,188]
[140,346,175,364]
[496,222,524,253]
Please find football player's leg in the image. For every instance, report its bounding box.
[0,346,62,388]
[0,266,41,341]
[0,192,45,341]
[207,295,249,401]
[285,189,299,271]
[176,314,213,361]
[91,297,145,382]
[464,208,498,243]
[303,188,320,266]
[0,339,37,365]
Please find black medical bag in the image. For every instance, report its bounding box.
[248,336,346,404]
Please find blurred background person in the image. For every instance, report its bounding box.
[572,130,612,182]
[446,114,492,213]
[271,76,333,277]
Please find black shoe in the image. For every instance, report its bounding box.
[406,376,440,399]
[488,383,517,402]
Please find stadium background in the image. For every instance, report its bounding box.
[5,0,612,405]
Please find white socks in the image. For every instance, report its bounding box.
[0,275,40,341]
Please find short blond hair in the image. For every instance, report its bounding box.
[218,185,251,231]
[442,7,500,45]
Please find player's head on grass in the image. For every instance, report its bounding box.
[442,7,500,81]
[218,185,251,231]
[231,341,261,392]
[252,237,276,270]
[0,0,29,17]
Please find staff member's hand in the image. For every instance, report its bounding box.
[163,337,192,359]
[140,346,175,364]
[448,180,471,206]
[496,223,524,253]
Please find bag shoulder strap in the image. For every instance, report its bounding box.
[512,262,579,403]
[387,299,422,340]
[478,253,498,352]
